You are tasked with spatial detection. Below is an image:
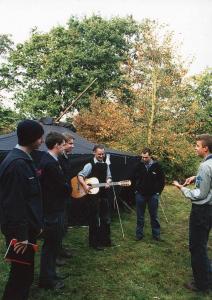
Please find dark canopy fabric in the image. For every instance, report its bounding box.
[0,121,139,222]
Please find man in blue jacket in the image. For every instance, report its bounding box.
[133,147,165,241]
[0,119,44,300]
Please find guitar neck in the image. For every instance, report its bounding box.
[92,182,120,188]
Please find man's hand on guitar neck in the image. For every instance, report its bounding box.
[105,178,112,189]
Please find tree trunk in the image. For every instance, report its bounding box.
[147,71,157,146]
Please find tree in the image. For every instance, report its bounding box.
[191,68,212,134]
[122,19,188,145]
[74,96,134,150]
[4,16,136,118]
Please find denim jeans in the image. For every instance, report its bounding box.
[39,211,64,284]
[189,204,212,290]
[135,192,160,238]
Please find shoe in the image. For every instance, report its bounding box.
[60,248,73,258]
[135,236,143,241]
[99,241,116,247]
[89,245,105,251]
[55,273,70,280]
[153,236,161,241]
[184,282,210,293]
[39,279,65,290]
[56,257,66,266]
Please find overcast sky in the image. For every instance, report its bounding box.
[0,0,211,75]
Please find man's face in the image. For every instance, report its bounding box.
[30,136,44,151]
[55,140,66,155]
[195,140,208,158]
[141,152,151,164]
[63,138,74,154]
[94,148,105,161]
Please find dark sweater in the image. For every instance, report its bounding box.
[133,160,165,196]
[39,152,70,214]
[0,148,43,240]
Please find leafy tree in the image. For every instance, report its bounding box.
[74,96,134,150]
[122,19,188,145]
[191,68,212,134]
[5,16,136,118]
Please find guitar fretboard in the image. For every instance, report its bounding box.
[91,182,121,188]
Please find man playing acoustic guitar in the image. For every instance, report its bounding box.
[78,144,112,250]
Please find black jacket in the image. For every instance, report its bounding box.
[58,153,73,183]
[39,152,70,215]
[0,148,43,240]
[133,160,165,196]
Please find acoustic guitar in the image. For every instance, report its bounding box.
[71,176,131,199]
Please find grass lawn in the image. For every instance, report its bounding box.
[0,186,211,300]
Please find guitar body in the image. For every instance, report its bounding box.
[71,177,100,199]
[70,176,131,199]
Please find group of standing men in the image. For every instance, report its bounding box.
[0,119,114,299]
[0,118,211,299]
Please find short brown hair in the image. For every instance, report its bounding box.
[93,144,105,152]
[62,132,74,142]
[142,147,152,156]
[196,134,212,153]
[45,132,65,150]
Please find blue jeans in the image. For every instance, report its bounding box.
[189,204,212,290]
[135,193,160,238]
[39,212,64,284]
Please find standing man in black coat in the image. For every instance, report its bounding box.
[57,132,75,264]
[133,147,165,241]
[0,120,44,300]
[38,132,70,290]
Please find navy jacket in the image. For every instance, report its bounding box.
[133,160,165,196]
[0,148,43,240]
[39,152,70,215]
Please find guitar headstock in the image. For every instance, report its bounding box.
[119,180,131,187]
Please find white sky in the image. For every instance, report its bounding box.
[0,0,211,75]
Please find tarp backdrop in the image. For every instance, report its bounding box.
[0,119,138,224]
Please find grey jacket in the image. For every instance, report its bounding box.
[181,154,212,205]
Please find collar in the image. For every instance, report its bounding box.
[48,151,58,161]
[204,154,212,161]
[15,144,32,160]
[94,157,105,164]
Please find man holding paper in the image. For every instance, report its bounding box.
[0,120,44,300]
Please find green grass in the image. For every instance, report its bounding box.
[0,186,212,299]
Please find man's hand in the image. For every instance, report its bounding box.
[172,180,183,190]
[105,178,112,189]
[182,176,196,186]
[84,184,92,194]
[14,240,28,254]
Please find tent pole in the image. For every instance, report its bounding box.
[55,78,97,123]
[111,185,125,239]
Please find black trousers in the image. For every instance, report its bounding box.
[189,204,212,290]
[39,212,64,284]
[1,225,36,300]
[88,194,111,247]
